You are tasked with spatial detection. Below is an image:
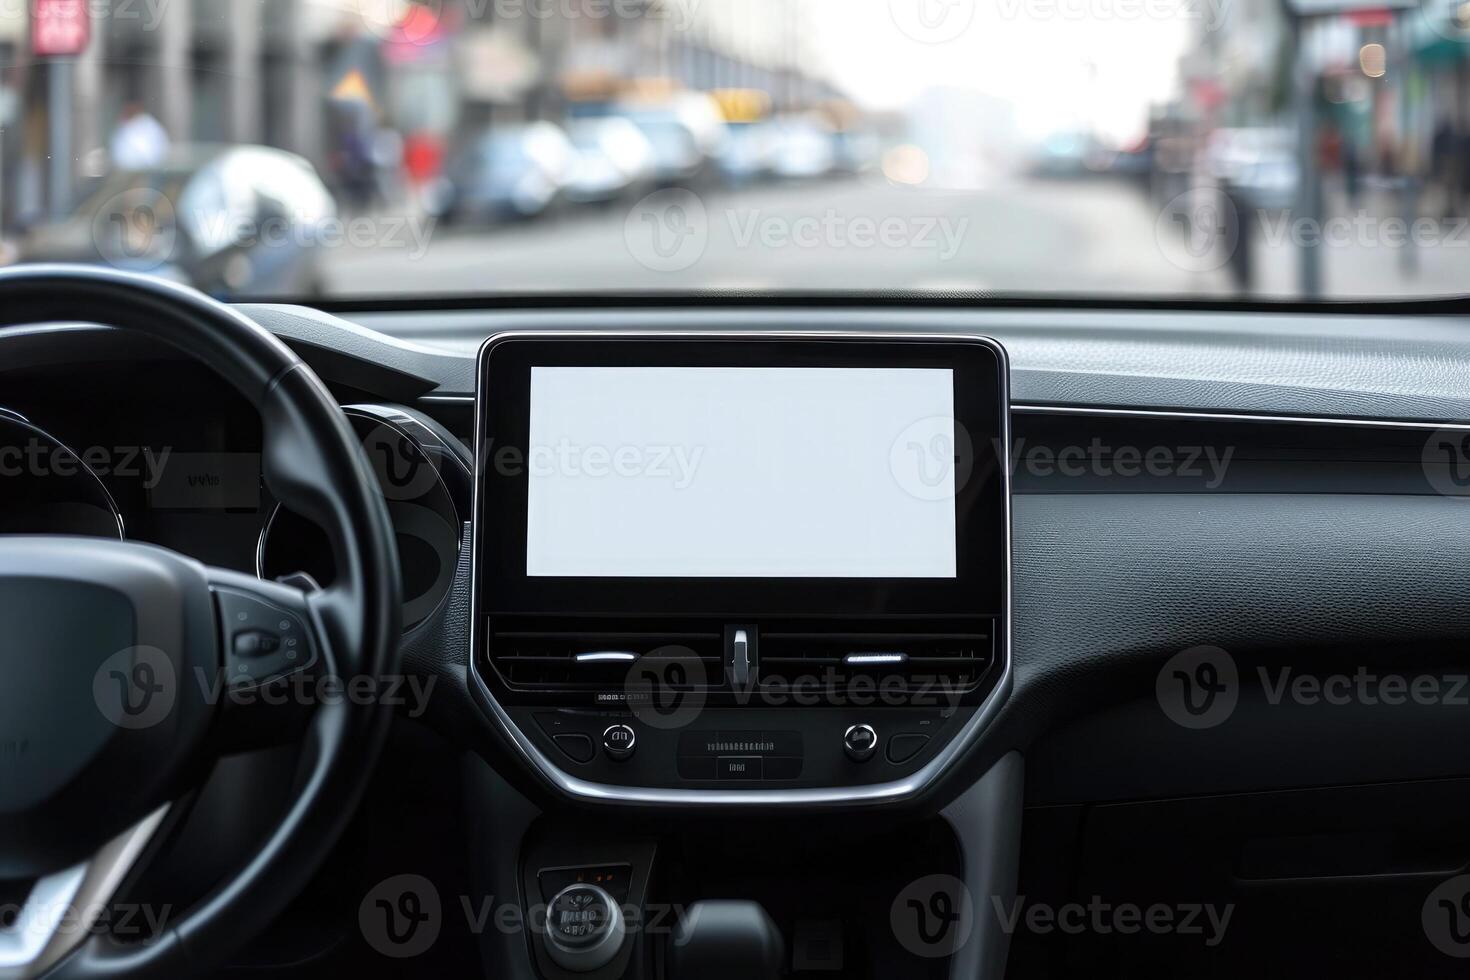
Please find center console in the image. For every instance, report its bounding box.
[469,332,1011,805]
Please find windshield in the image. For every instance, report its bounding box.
[2,0,1464,300]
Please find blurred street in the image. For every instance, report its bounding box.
[6,0,1470,301]
[322,176,1235,296]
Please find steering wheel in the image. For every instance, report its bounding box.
[0,266,403,979]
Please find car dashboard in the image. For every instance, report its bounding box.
[5,299,1470,979]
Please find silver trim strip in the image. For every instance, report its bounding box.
[1012,403,1470,431]
[844,652,908,666]
[575,651,638,664]
[468,330,1014,806]
[441,387,1470,431]
[1,804,169,980]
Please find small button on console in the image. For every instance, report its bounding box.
[553,733,596,764]
[602,724,636,761]
[843,724,877,762]
[886,733,930,764]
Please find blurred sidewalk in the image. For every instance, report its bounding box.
[1246,179,1470,299]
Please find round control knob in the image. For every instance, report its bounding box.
[602,724,636,761]
[544,883,625,973]
[843,723,877,762]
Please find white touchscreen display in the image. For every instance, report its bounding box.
[525,366,957,578]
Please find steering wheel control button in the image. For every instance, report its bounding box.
[843,724,878,762]
[553,733,596,764]
[886,733,930,765]
[215,586,316,687]
[232,629,281,658]
[545,883,626,972]
[602,724,636,761]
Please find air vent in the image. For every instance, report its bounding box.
[758,620,994,699]
[487,617,724,692]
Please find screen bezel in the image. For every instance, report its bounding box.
[474,334,1008,618]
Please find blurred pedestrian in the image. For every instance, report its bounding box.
[1431,118,1454,215]
[1343,136,1360,208]
[109,102,169,171]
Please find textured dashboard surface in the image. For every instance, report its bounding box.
[338,306,1470,422]
[997,492,1470,744]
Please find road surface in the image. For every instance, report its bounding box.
[321,176,1235,298]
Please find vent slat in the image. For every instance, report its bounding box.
[487,617,726,692]
[485,616,995,698]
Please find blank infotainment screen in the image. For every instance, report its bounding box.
[525,366,957,578]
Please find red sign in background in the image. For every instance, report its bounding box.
[32,0,91,57]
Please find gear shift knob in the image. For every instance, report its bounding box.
[670,900,784,980]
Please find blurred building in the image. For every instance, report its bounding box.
[0,0,844,229]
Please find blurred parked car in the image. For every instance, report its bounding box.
[19,145,335,297]
[769,116,836,179]
[617,94,727,186]
[1206,128,1299,211]
[717,120,777,185]
[1231,154,1300,211]
[435,122,575,223]
[831,127,881,175]
[565,117,657,204]
[1028,131,1110,178]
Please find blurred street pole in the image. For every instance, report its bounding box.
[1287,8,1323,298]
[46,59,71,220]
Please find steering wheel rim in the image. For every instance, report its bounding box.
[0,265,402,978]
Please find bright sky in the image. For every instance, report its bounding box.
[807,0,1193,144]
